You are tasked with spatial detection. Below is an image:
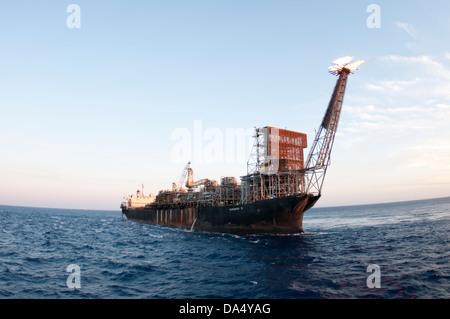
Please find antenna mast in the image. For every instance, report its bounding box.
[305,56,365,195]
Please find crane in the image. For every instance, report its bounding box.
[192,178,210,187]
[304,56,365,195]
[173,161,191,192]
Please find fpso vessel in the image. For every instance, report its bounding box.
[121,57,364,234]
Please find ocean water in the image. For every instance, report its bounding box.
[0,197,448,299]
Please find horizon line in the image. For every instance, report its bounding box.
[0,195,449,213]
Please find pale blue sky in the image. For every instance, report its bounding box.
[1,1,449,209]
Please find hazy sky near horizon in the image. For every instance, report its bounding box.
[1,1,450,210]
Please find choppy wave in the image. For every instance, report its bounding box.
[0,197,449,298]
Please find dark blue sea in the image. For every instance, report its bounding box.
[0,197,449,299]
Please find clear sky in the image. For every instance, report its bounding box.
[1,1,449,210]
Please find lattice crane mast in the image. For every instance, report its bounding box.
[305,57,365,196]
[172,161,191,191]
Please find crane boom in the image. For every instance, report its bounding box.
[175,161,191,191]
[304,57,364,196]
[193,178,210,187]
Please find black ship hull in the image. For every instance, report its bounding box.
[122,194,320,234]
